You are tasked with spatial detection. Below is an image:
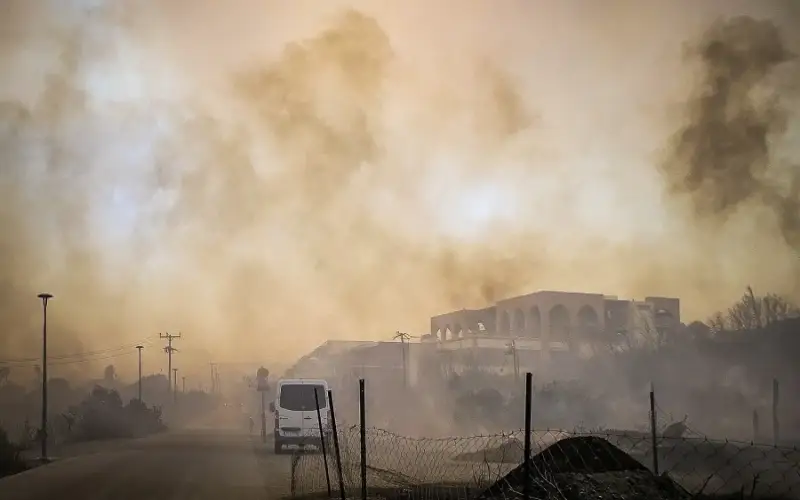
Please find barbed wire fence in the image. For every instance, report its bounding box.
[289,377,800,500]
[292,428,800,499]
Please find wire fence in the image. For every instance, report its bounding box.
[290,426,800,500]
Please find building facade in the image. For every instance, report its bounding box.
[428,290,681,376]
[283,291,681,397]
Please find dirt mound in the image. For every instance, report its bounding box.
[476,436,688,500]
[530,435,647,474]
[454,438,523,464]
[453,432,570,464]
[553,470,689,500]
[477,470,690,500]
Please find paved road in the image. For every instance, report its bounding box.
[1,430,291,500]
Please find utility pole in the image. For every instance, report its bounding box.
[37,293,53,461]
[209,363,217,395]
[505,339,520,383]
[160,332,181,396]
[136,345,144,402]
[393,331,414,389]
[182,376,186,394]
[173,368,179,403]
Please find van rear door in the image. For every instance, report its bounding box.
[278,383,328,439]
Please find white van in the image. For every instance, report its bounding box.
[269,378,331,454]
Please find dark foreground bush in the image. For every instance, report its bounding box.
[0,426,27,478]
[72,386,166,441]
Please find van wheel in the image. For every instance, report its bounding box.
[274,440,283,455]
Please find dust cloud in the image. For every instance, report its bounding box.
[0,1,798,378]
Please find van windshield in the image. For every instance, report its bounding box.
[278,384,327,411]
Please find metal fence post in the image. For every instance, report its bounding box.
[359,378,367,500]
[291,453,299,498]
[752,409,760,443]
[772,378,780,446]
[261,391,267,444]
[649,383,659,475]
[524,372,533,500]
[328,389,346,500]
[314,388,332,497]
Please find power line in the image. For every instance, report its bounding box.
[0,336,157,365]
[0,350,137,368]
[3,336,157,363]
[4,350,137,367]
[48,350,137,366]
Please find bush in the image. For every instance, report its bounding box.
[0,425,27,478]
[72,386,166,441]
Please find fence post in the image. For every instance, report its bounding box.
[772,378,780,446]
[649,383,659,475]
[314,388,332,497]
[523,372,532,500]
[359,378,367,500]
[752,409,759,443]
[291,453,299,498]
[328,390,346,500]
[261,391,267,444]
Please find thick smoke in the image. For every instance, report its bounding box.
[661,16,800,250]
[153,9,544,357]
[0,21,98,361]
[1,2,799,377]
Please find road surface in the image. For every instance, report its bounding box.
[1,430,291,500]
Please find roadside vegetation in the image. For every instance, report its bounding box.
[0,384,167,478]
[69,386,166,441]
[0,426,27,479]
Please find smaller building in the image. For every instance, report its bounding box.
[284,340,427,392]
[283,340,375,381]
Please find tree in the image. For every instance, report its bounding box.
[0,425,26,478]
[103,364,117,383]
[71,386,164,441]
[708,286,799,333]
[88,385,123,409]
[685,321,712,340]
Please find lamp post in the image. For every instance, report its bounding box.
[37,293,53,461]
[136,345,144,402]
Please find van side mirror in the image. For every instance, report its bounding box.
[269,402,275,413]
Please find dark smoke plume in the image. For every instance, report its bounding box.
[661,16,800,248]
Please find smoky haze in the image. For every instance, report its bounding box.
[0,0,798,377]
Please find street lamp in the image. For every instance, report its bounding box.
[37,292,53,461]
[136,345,144,403]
